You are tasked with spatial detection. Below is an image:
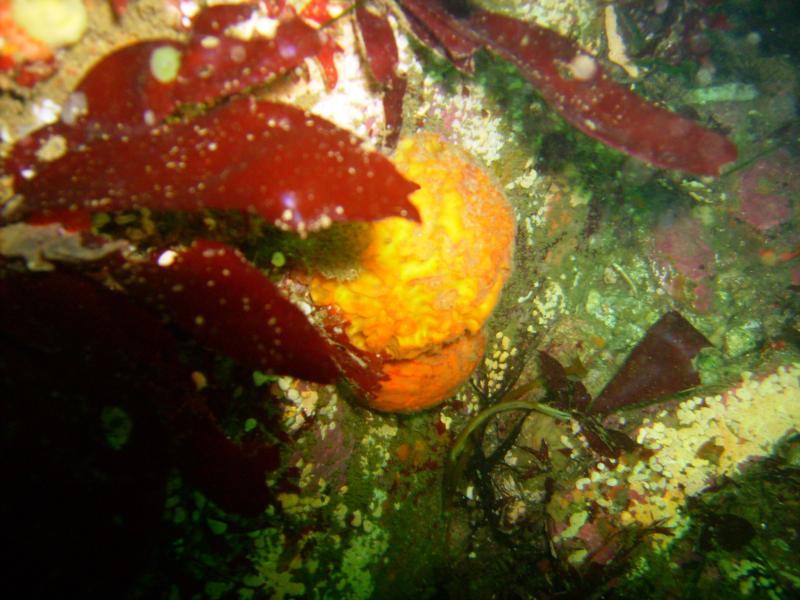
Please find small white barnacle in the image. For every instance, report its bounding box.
[567,54,598,81]
[200,35,220,49]
[61,91,88,126]
[149,45,182,84]
[157,249,178,267]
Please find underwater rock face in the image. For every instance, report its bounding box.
[2,1,800,598]
[309,133,515,411]
[653,212,716,282]
[737,150,799,232]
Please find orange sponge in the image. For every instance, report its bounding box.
[309,133,515,411]
[369,332,486,412]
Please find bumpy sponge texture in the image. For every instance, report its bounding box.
[309,133,514,411]
[310,133,514,360]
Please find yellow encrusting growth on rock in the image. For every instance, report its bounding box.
[621,363,800,531]
[548,362,800,559]
[309,133,515,411]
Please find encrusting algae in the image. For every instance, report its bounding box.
[547,362,800,566]
[309,133,515,412]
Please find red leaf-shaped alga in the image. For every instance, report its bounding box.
[8,99,419,231]
[355,4,406,146]
[465,10,737,176]
[399,0,481,72]
[538,350,592,412]
[7,7,324,169]
[175,12,324,109]
[0,265,278,516]
[116,240,340,384]
[589,311,711,414]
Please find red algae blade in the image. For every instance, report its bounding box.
[0,265,178,364]
[72,12,320,132]
[355,4,406,147]
[5,8,324,178]
[167,404,280,516]
[9,99,420,228]
[175,15,323,108]
[381,76,407,149]
[118,240,340,384]
[466,11,737,176]
[589,311,712,415]
[3,41,181,176]
[189,3,259,35]
[399,0,481,71]
[71,41,183,133]
[321,315,387,400]
[0,266,277,516]
[356,4,399,85]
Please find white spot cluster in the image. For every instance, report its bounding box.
[61,91,88,125]
[567,53,597,81]
[157,249,178,266]
[505,158,539,192]
[483,330,519,396]
[34,134,67,162]
[557,363,800,548]
[636,365,800,495]
[530,280,566,328]
[224,10,279,41]
[31,99,62,127]
[414,73,506,166]
[358,420,398,478]
[277,375,321,433]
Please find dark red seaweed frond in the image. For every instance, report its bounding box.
[0,266,277,516]
[357,4,400,85]
[175,12,324,108]
[7,99,419,230]
[116,239,341,384]
[399,0,481,72]
[6,9,323,171]
[4,3,419,230]
[464,11,737,176]
[538,350,592,412]
[356,4,406,146]
[589,311,711,414]
[394,0,737,175]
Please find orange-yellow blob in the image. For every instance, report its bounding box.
[309,133,515,411]
[369,331,487,412]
